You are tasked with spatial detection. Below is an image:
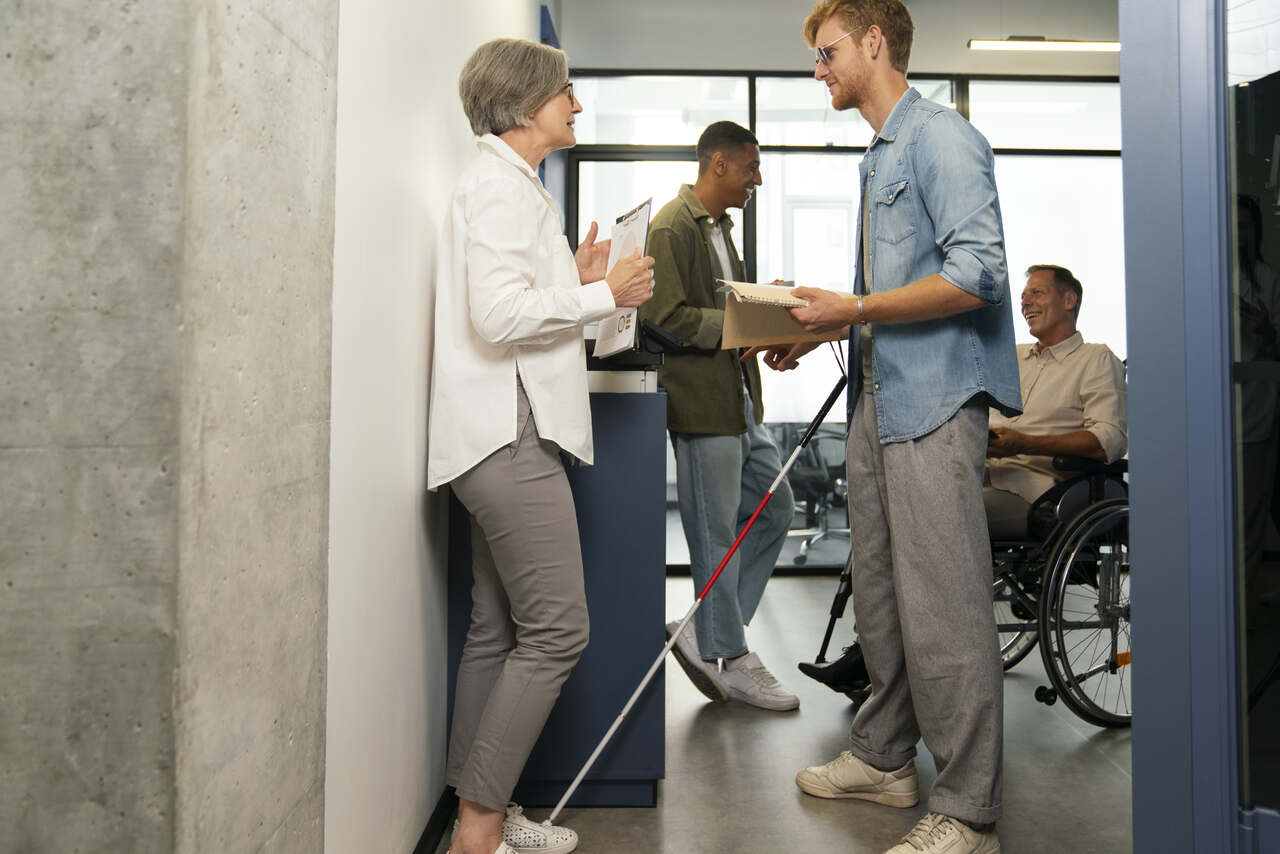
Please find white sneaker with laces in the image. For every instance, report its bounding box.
[883,812,999,854]
[719,651,800,711]
[452,804,578,854]
[794,750,919,806]
[665,620,728,702]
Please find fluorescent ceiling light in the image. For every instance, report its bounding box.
[968,37,1120,53]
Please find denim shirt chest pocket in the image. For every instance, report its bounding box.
[873,175,916,246]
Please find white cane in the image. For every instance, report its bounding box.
[547,374,850,824]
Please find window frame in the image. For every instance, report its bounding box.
[564,69,1121,283]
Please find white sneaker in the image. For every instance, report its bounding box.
[794,750,918,807]
[447,845,515,854]
[720,651,800,711]
[452,804,578,854]
[883,813,999,853]
[665,620,728,702]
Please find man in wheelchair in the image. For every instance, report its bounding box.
[803,265,1128,712]
[984,264,1127,539]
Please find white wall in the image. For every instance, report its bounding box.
[560,0,1118,76]
[326,1,541,851]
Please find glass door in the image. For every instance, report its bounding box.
[1227,0,1280,814]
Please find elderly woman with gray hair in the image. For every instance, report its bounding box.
[427,37,655,854]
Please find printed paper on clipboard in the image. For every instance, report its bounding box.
[592,198,652,359]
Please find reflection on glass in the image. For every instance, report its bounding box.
[571,77,749,145]
[755,77,953,147]
[992,156,1127,359]
[969,81,1122,150]
[1228,0,1280,810]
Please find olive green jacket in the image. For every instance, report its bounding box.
[640,185,764,435]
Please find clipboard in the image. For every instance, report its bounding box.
[593,199,652,358]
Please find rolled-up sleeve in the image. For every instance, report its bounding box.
[915,112,1007,305]
[1081,348,1128,462]
[642,225,724,351]
[464,177,614,345]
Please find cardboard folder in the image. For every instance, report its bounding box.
[718,280,846,349]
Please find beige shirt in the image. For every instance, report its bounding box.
[987,332,1127,503]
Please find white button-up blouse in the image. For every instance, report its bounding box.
[427,135,617,490]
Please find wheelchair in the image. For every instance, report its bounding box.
[992,456,1131,728]
[805,455,1132,730]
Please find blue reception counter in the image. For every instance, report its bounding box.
[447,388,668,807]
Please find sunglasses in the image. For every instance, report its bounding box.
[816,31,854,66]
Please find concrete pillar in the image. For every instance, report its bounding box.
[0,0,336,850]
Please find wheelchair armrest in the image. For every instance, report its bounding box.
[1052,456,1128,476]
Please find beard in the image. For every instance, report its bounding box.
[830,63,870,112]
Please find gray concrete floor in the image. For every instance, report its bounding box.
[440,574,1134,854]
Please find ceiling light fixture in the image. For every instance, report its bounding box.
[968,36,1121,53]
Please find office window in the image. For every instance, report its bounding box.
[755,77,874,147]
[566,72,1125,422]
[969,80,1122,151]
[755,77,954,147]
[576,160,742,252]
[570,76,749,146]
[754,152,861,422]
[994,155,1127,359]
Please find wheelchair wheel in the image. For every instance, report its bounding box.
[994,572,1038,670]
[1038,498,1131,728]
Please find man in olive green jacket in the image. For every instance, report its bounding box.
[643,122,798,711]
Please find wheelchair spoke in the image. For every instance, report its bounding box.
[1039,499,1132,727]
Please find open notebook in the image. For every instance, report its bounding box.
[718,280,845,348]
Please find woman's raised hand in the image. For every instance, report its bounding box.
[575,221,612,284]
[606,249,656,308]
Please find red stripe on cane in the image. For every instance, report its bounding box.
[696,490,774,601]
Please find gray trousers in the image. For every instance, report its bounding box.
[446,384,590,812]
[845,390,1003,825]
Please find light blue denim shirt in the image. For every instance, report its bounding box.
[852,87,1022,442]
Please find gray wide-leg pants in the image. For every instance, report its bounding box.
[845,390,1004,825]
[445,383,590,812]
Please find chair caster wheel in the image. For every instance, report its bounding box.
[1035,685,1058,706]
[793,553,807,566]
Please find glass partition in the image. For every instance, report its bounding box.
[1228,0,1280,809]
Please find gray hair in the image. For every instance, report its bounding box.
[458,38,569,136]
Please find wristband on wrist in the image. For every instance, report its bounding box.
[856,294,866,325]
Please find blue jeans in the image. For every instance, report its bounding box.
[673,394,794,660]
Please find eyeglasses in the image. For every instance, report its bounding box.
[561,81,576,102]
[815,31,854,66]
